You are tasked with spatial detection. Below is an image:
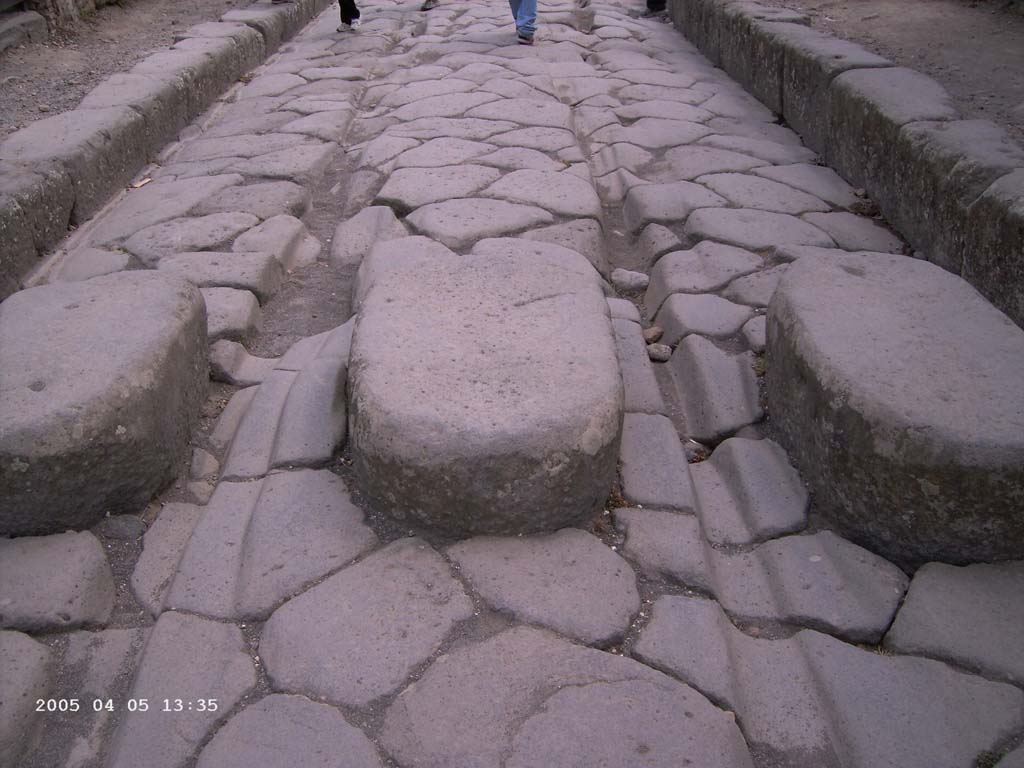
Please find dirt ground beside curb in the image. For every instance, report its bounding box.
[772,0,1024,145]
[0,0,242,142]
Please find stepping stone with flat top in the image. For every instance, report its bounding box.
[767,253,1024,567]
[350,237,621,536]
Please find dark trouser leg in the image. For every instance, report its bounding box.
[339,0,360,24]
[646,0,667,11]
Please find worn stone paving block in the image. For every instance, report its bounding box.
[697,172,830,214]
[379,78,477,108]
[722,264,788,307]
[261,538,472,708]
[387,116,517,141]
[196,694,383,768]
[592,117,712,149]
[280,107,355,142]
[220,346,347,479]
[158,251,283,304]
[405,198,554,250]
[699,134,817,165]
[634,596,1024,768]
[885,561,1024,685]
[615,508,709,589]
[0,631,52,768]
[376,165,501,212]
[767,253,1024,567]
[741,314,766,352]
[684,208,834,251]
[482,169,602,218]
[209,340,277,386]
[275,320,352,372]
[191,180,311,220]
[611,268,649,292]
[466,98,574,129]
[657,144,766,181]
[637,223,683,266]
[53,248,131,282]
[655,293,753,345]
[164,470,377,621]
[999,747,1024,768]
[802,211,903,253]
[623,180,726,234]
[592,142,653,177]
[201,287,260,342]
[476,146,565,171]
[124,212,259,266]
[619,413,696,512]
[607,297,641,323]
[449,528,639,645]
[381,626,753,768]
[391,136,495,168]
[208,386,257,455]
[521,218,609,275]
[389,91,500,121]
[705,116,805,147]
[351,238,620,535]
[329,206,407,268]
[753,163,864,211]
[175,132,317,163]
[671,335,762,444]
[690,437,807,545]
[612,318,667,414]
[489,126,578,151]
[0,532,114,631]
[0,273,206,535]
[229,142,336,184]
[106,612,256,768]
[131,502,205,617]
[615,99,714,122]
[646,241,763,314]
[233,214,321,270]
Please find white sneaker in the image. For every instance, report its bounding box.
[351,18,362,28]
[337,20,360,31]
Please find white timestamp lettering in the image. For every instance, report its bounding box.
[36,699,80,712]
[162,699,219,712]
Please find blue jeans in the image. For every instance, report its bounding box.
[509,0,537,36]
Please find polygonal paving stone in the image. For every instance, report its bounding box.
[279,108,355,142]
[637,223,683,265]
[885,561,1024,685]
[753,163,865,210]
[232,214,321,270]
[1000,747,1024,768]
[592,142,653,176]
[0,631,52,767]
[391,137,495,168]
[0,532,114,631]
[690,437,807,545]
[389,91,500,121]
[465,98,573,129]
[201,287,260,342]
[618,84,707,105]
[634,595,1024,768]
[53,248,130,282]
[106,612,256,768]
[700,92,776,121]
[175,133,319,163]
[698,135,817,165]
[591,118,712,149]
[615,100,714,122]
[683,208,834,251]
[612,318,667,414]
[646,241,763,315]
[722,265,789,308]
[196,694,383,768]
[260,538,473,709]
[381,626,753,768]
[654,293,753,345]
[158,251,283,304]
[229,142,336,184]
[697,173,830,214]
[237,73,307,99]
[357,134,421,170]
[0,273,206,535]
[448,529,639,645]
[741,314,766,351]
[210,339,277,385]
[575,105,620,137]
[607,297,641,323]
[802,211,904,253]
[619,413,696,511]
[379,78,477,108]
[706,117,805,147]
[191,180,311,220]
[299,66,366,81]
[124,213,260,266]
[388,116,518,140]
[131,502,205,617]
[657,145,766,181]
[520,219,609,274]
[330,206,407,267]
[476,146,566,171]
[623,180,725,234]
[481,169,602,217]
[489,126,578,151]
[405,198,554,249]
[375,165,501,212]
[670,335,762,443]
[161,470,377,621]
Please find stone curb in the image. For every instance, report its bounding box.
[0,0,333,301]
[668,0,1024,328]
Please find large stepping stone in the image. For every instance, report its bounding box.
[767,253,1024,567]
[349,237,621,536]
[448,529,639,645]
[634,596,1024,768]
[0,532,114,631]
[0,631,52,767]
[260,538,473,708]
[885,561,1024,685]
[381,626,754,768]
[0,273,207,536]
[481,169,602,218]
[196,694,383,768]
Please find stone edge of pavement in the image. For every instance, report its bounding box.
[0,0,334,301]
[668,0,1024,329]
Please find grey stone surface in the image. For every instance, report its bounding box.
[646,241,763,314]
[885,561,1024,685]
[690,437,807,545]
[722,264,788,307]
[158,251,282,303]
[381,625,753,768]
[376,165,501,212]
[131,502,204,618]
[449,529,639,645]
[201,287,260,342]
[610,268,649,292]
[623,180,725,234]
[741,314,766,351]
[124,212,259,266]
[191,180,311,220]
[0,532,114,631]
[106,612,256,768]
[350,238,621,536]
[196,694,383,768]
[612,318,667,414]
[0,631,52,768]
[767,253,1024,566]
[699,134,817,165]
[637,223,683,266]
[232,214,321,271]
[0,273,207,535]
[261,538,473,708]
[53,248,131,282]
[802,211,903,253]
[482,169,602,217]
[670,335,763,443]
[683,208,834,250]
[619,413,697,512]
[209,339,278,386]
[330,206,407,268]
[657,145,766,180]
[655,293,753,345]
[634,595,1023,768]
[406,198,554,249]
[607,297,641,323]
[521,218,609,275]
[697,172,830,214]
[753,163,864,211]
[999,747,1024,768]
[162,470,377,620]
[208,386,256,455]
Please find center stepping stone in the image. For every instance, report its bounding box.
[350,237,622,536]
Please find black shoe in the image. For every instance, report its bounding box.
[420,0,438,10]
[517,31,534,44]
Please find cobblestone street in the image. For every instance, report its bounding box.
[1,0,1023,766]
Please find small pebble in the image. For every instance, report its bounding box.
[38,104,50,112]
[683,439,711,463]
[646,343,671,362]
[610,268,649,292]
[642,325,663,344]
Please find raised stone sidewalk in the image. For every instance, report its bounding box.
[1,1,1023,767]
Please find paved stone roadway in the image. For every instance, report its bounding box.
[3,1,1024,767]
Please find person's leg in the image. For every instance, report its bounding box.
[643,0,667,14]
[514,0,536,38]
[339,0,360,25]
